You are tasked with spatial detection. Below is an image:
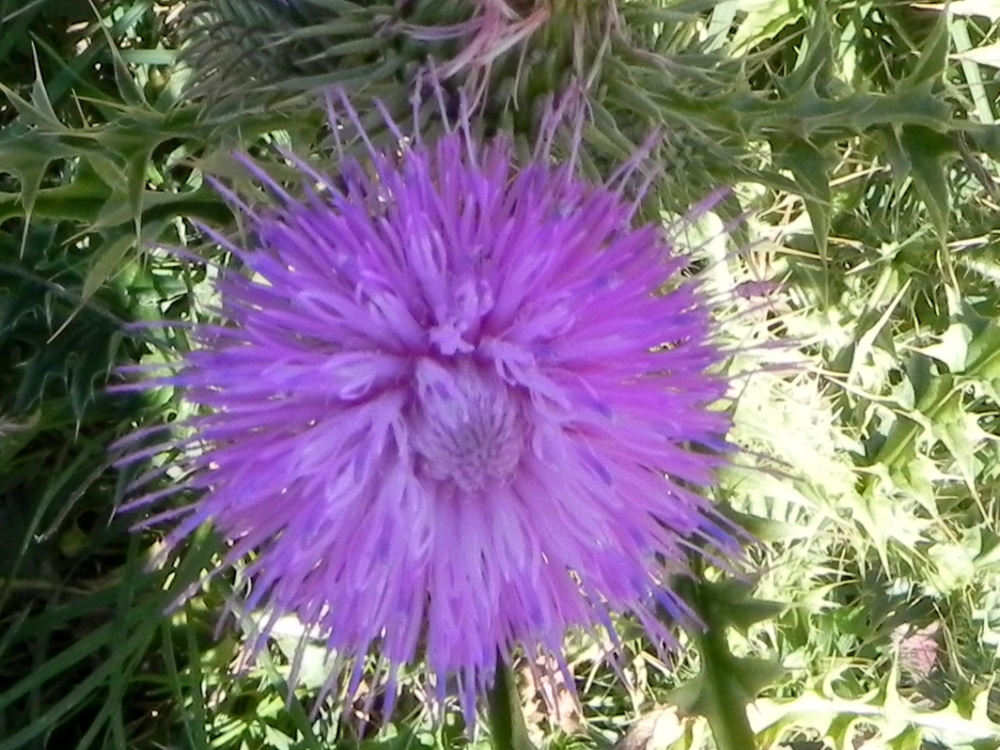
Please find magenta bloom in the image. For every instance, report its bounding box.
[123,101,740,721]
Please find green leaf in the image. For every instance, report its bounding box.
[930,393,990,494]
[915,321,972,373]
[774,136,832,258]
[779,4,834,96]
[901,6,950,89]
[966,322,1000,378]
[0,81,65,130]
[110,38,149,108]
[698,578,788,634]
[29,52,61,126]
[80,233,139,305]
[899,125,952,240]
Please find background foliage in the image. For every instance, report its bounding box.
[1,0,999,748]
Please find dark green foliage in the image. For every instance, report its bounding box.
[177,0,474,114]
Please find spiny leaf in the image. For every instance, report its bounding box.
[0,81,65,129]
[80,235,138,305]
[901,5,950,89]
[930,395,991,495]
[773,136,832,258]
[898,125,952,241]
[29,49,60,125]
[915,321,972,373]
[966,321,1000,378]
[779,3,834,96]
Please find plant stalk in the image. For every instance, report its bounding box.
[486,655,536,750]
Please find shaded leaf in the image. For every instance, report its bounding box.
[899,126,952,240]
[773,136,832,257]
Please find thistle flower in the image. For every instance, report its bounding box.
[120,95,742,725]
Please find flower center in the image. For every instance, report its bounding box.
[411,361,527,493]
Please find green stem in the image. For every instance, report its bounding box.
[680,572,758,750]
[486,655,536,750]
[696,624,759,750]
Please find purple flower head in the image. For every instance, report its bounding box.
[120,94,742,723]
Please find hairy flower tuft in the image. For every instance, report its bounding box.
[119,95,742,723]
